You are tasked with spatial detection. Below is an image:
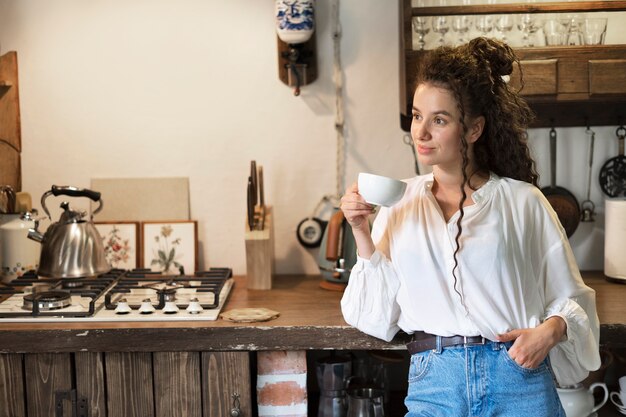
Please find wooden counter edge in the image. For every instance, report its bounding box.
[0,271,624,353]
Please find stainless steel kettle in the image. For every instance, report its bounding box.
[28,185,111,278]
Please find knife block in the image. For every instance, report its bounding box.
[245,206,275,290]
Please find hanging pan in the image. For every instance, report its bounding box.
[541,128,580,238]
[599,126,626,198]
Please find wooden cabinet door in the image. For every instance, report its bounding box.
[24,353,72,417]
[0,354,26,417]
[202,352,252,417]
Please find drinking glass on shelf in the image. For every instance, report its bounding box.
[582,17,607,45]
[432,16,450,46]
[517,14,540,47]
[561,14,584,46]
[451,15,473,45]
[475,15,494,39]
[412,16,431,50]
[495,14,515,43]
[543,18,567,46]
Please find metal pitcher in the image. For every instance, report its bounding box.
[346,388,384,417]
[28,185,110,278]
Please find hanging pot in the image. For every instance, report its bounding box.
[598,126,626,198]
[541,128,581,238]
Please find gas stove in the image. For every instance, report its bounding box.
[0,268,233,322]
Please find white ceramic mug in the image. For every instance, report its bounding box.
[619,375,626,393]
[611,391,626,410]
[357,173,407,207]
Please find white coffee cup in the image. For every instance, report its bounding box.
[619,376,626,393]
[611,391,626,410]
[357,173,407,207]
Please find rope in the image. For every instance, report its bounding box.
[332,0,345,199]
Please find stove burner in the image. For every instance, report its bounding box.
[61,278,86,289]
[23,291,72,311]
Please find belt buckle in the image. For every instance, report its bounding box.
[463,336,486,347]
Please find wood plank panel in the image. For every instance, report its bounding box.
[0,51,21,153]
[75,352,106,417]
[510,59,558,95]
[589,59,626,95]
[105,352,154,417]
[201,352,251,417]
[24,353,72,417]
[153,352,201,417]
[0,141,20,192]
[0,354,25,417]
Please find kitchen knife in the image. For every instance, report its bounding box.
[247,176,255,231]
[258,166,265,230]
[250,160,258,208]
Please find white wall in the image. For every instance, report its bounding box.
[0,0,620,274]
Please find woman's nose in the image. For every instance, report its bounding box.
[412,122,430,142]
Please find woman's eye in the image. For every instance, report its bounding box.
[434,117,446,125]
[412,113,421,120]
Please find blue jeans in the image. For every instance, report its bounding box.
[405,340,566,417]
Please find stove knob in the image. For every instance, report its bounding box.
[186,298,204,314]
[163,301,179,314]
[115,298,131,314]
[138,298,155,314]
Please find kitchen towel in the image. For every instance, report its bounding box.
[605,198,626,279]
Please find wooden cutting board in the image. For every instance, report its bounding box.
[90,177,190,221]
[0,51,21,191]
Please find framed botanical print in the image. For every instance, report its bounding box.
[141,221,198,274]
[95,221,140,270]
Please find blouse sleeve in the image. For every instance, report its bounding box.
[340,207,402,342]
[531,191,601,386]
[542,240,601,386]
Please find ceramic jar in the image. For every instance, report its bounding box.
[557,382,608,417]
[0,212,40,283]
[275,0,315,44]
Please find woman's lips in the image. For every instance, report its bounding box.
[416,145,434,155]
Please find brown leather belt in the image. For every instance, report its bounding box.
[406,332,488,355]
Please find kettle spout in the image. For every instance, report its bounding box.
[28,228,44,243]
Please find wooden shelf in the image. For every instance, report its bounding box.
[0,80,12,88]
[412,1,626,17]
[399,0,626,129]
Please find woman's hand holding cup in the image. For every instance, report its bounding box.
[340,182,374,232]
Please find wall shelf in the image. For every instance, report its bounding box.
[399,0,626,129]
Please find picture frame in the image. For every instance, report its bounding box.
[94,221,140,270]
[141,221,198,274]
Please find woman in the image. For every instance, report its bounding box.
[340,38,600,417]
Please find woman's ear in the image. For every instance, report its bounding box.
[467,116,485,144]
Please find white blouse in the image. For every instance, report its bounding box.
[341,173,600,386]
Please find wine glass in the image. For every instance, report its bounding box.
[412,16,431,50]
[475,15,494,38]
[517,14,540,46]
[432,16,450,46]
[451,15,473,45]
[495,14,515,43]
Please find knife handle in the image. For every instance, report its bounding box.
[325,210,345,261]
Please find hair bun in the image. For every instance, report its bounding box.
[467,37,515,77]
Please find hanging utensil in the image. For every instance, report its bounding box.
[541,128,581,238]
[403,134,420,175]
[599,126,626,198]
[581,128,596,222]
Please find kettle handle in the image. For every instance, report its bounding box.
[41,185,103,219]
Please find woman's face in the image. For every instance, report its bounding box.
[410,83,481,172]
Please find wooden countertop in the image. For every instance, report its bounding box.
[0,271,624,353]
